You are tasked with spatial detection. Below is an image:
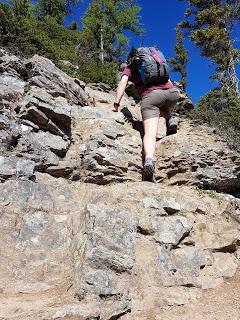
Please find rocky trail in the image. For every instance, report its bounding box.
[0,49,239,320]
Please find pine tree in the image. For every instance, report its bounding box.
[68,20,79,30]
[179,0,240,95]
[80,0,143,63]
[169,23,189,91]
[11,0,32,17]
[36,0,80,24]
[0,0,33,48]
[0,3,15,44]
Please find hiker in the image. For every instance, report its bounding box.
[113,47,179,182]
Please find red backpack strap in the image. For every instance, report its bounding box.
[150,48,164,64]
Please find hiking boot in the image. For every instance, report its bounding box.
[166,116,178,135]
[143,158,155,182]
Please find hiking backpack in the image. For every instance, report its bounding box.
[130,47,170,85]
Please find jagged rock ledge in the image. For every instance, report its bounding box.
[0,49,239,320]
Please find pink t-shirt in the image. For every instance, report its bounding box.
[122,67,175,99]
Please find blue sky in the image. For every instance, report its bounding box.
[64,0,226,103]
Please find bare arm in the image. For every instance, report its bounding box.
[113,75,129,112]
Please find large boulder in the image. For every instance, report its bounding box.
[18,86,74,137]
[0,49,91,178]
[155,120,240,194]
[80,120,142,184]
[16,131,62,171]
[25,55,89,106]
[0,177,239,319]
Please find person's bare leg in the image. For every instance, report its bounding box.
[143,117,159,159]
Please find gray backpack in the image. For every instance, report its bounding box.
[131,47,170,85]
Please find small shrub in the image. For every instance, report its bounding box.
[77,60,118,86]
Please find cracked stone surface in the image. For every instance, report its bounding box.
[0,177,239,319]
[0,49,239,320]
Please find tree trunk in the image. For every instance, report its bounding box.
[228,53,239,96]
[99,25,104,63]
[221,41,239,96]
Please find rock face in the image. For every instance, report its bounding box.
[0,49,89,179]
[0,177,239,320]
[0,49,239,320]
[174,82,194,114]
[155,121,240,193]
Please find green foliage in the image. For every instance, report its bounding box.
[60,58,118,86]
[0,1,41,55]
[0,2,82,61]
[11,0,32,16]
[195,188,225,201]
[35,0,80,25]
[0,3,16,44]
[190,89,240,151]
[179,0,240,94]
[34,17,82,62]
[0,0,143,86]
[169,23,189,91]
[68,20,79,30]
[179,0,240,141]
[77,60,118,85]
[80,0,143,61]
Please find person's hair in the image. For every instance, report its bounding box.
[127,47,141,70]
[127,47,138,65]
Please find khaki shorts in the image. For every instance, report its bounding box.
[141,88,180,120]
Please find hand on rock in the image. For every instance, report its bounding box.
[112,102,119,112]
[112,106,118,112]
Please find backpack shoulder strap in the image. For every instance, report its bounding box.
[149,47,164,65]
